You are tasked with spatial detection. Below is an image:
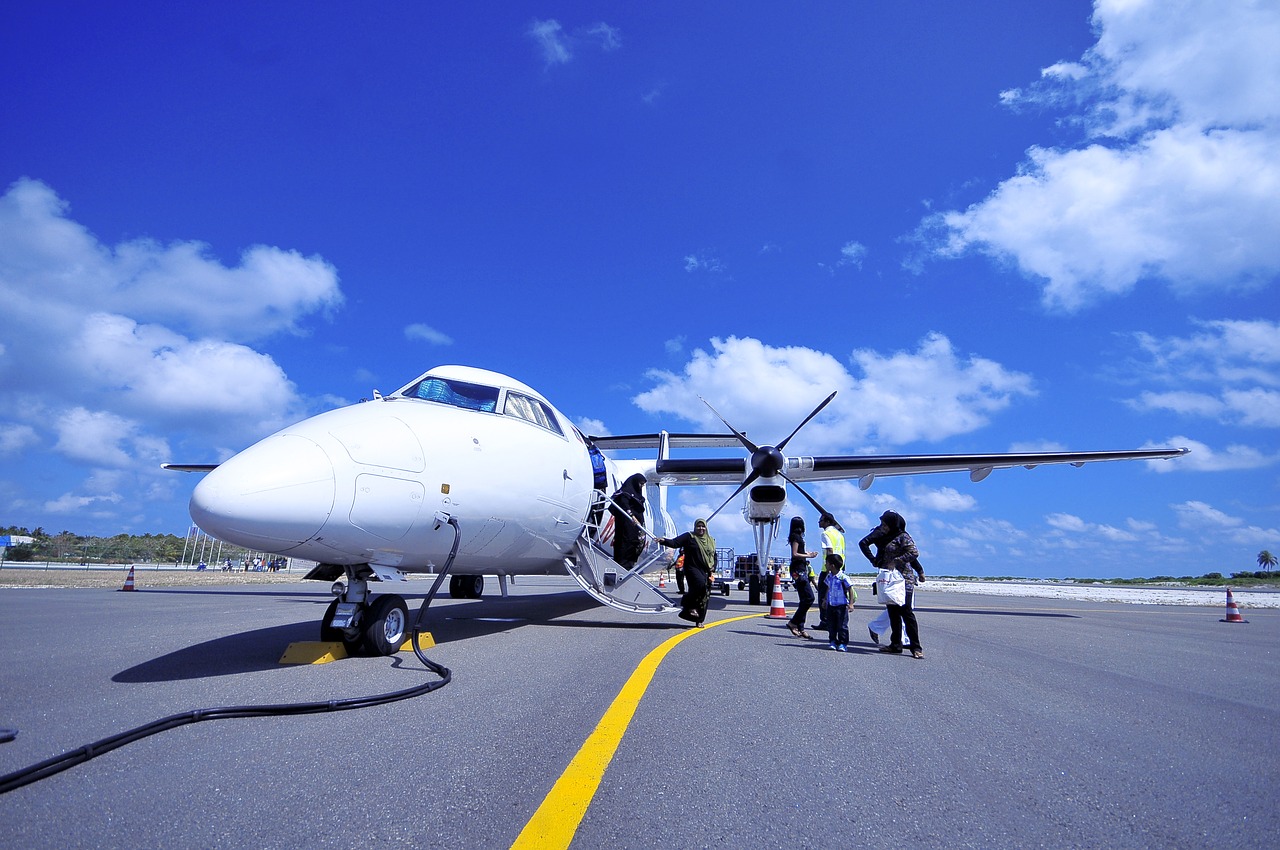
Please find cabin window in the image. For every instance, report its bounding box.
[404,377,499,413]
[503,392,564,436]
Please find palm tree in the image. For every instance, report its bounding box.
[1259,550,1277,577]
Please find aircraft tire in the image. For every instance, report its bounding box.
[466,575,484,599]
[361,594,409,656]
[449,575,463,598]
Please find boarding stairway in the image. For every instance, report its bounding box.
[563,493,678,614]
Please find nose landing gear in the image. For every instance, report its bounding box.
[321,569,409,656]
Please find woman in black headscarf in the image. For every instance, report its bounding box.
[657,519,716,627]
[863,510,925,658]
[609,473,647,569]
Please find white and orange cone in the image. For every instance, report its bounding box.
[119,565,137,592]
[766,573,788,619]
[1220,587,1248,623]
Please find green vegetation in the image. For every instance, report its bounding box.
[0,526,262,567]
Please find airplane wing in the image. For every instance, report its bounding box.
[588,433,744,450]
[653,447,1189,487]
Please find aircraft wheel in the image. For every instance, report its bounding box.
[449,575,462,598]
[466,575,484,599]
[361,595,409,656]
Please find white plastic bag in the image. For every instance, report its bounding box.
[876,567,906,606]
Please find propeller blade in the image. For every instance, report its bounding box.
[780,472,833,519]
[775,391,837,453]
[698,396,759,453]
[706,471,760,521]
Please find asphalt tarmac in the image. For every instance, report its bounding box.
[1,577,1276,849]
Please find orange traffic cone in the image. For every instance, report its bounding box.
[1220,587,1248,623]
[119,565,136,592]
[766,573,788,619]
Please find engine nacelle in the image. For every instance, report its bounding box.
[743,476,787,522]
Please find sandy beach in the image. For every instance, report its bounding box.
[1,566,1274,609]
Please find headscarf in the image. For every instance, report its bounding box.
[692,518,717,573]
[612,473,647,520]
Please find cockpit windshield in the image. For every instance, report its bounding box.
[401,376,499,412]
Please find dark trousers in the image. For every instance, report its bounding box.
[827,604,849,645]
[814,573,829,627]
[788,576,813,627]
[886,589,921,650]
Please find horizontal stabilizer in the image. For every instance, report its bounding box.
[161,463,220,473]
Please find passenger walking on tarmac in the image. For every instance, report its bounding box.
[785,516,817,639]
[656,519,716,627]
[813,513,844,632]
[863,511,925,658]
[823,554,855,651]
[609,473,647,570]
[860,526,910,647]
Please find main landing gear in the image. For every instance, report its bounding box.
[448,574,484,599]
[321,568,409,656]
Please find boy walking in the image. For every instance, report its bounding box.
[824,554,855,651]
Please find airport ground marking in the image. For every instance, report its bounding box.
[510,612,763,850]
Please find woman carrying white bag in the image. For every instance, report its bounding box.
[858,511,925,659]
[864,536,911,648]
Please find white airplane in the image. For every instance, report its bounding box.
[165,364,1188,656]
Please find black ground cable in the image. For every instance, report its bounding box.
[0,515,463,797]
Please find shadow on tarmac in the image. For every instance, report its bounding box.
[111,590,618,683]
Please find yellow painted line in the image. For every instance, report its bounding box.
[510,613,763,850]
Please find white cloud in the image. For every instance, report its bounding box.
[528,20,571,66]
[633,334,1035,450]
[53,408,137,467]
[0,179,342,343]
[404,323,453,346]
[1124,320,1280,427]
[838,241,867,269]
[0,179,340,526]
[907,484,977,513]
[576,417,609,437]
[923,0,1280,312]
[1173,500,1279,547]
[1046,512,1089,533]
[683,253,725,274]
[846,333,1035,443]
[527,19,621,67]
[44,491,123,516]
[586,23,621,51]
[0,423,38,454]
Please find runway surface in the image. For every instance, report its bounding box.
[1,577,1276,849]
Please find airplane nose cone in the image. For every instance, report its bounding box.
[190,434,336,551]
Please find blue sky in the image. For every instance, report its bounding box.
[1,1,1277,578]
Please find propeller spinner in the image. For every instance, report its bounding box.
[700,391,838,521]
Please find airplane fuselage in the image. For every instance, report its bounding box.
[190,366,609,577]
